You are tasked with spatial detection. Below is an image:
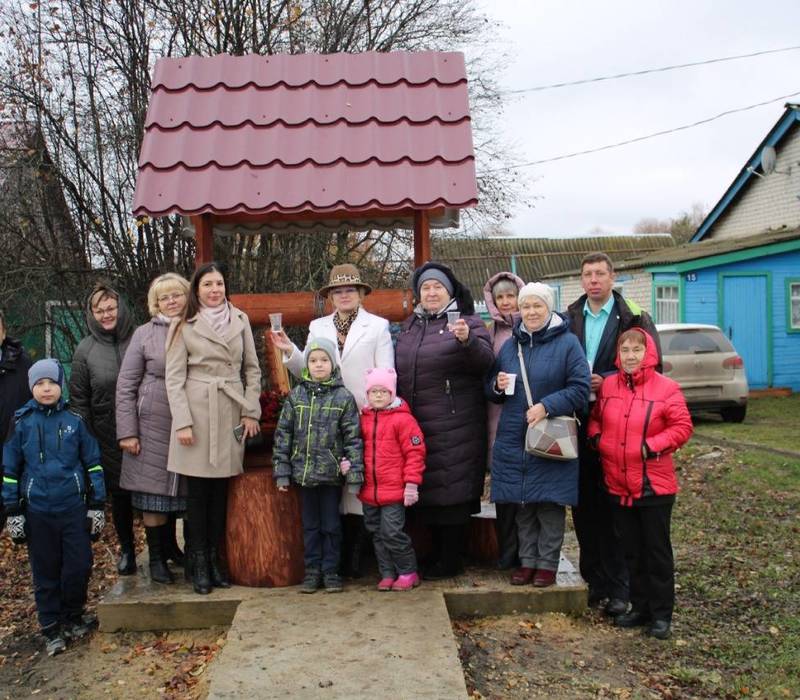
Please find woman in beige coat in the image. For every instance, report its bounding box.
[166,262,262,594]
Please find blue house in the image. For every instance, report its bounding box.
[641,103,800,391]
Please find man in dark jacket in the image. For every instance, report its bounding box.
[567,252,661,615]
[69,283,135,574]
[0,310,33,531]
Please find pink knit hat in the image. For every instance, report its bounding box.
[365,367,397,401]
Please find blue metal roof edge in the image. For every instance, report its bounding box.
[691,104,800,243]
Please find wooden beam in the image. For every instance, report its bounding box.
[413,210,431,269]
[230,288,414,326]
[263,328,291,394]
[193,214,214,266]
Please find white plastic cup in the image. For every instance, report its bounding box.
[446,311,461,329]
[269,313,283,332]
[505,373,517,395]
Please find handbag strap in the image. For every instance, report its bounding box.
[517,343,535,409]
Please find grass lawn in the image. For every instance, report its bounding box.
[457,439,800,699]
[691,395,800,454]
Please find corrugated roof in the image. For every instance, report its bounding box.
[433,235,675,297]
[133,51,477,219]
[629,226,800,268]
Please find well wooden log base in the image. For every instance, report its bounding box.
[230,288,415,326]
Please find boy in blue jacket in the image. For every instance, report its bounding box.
[2,359,106,656]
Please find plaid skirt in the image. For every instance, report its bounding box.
[131,491,187,514]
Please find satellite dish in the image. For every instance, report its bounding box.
[761,146,777,175]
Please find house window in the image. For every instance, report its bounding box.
[789,280,800,331]
[655,285,679,324]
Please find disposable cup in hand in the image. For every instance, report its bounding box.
[447,311,461,329]
[504,373,517,395]
[269,313,283,332]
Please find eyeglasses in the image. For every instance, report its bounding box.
[331,287,358,296]
[368,388,391,395]
[157,292,186,303]
[93,305,118,318]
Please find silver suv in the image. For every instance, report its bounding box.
[656,323,749,423]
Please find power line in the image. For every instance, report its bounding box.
[483,90,800,173]
[504,45,800,95]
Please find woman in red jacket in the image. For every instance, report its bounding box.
[588,328,692,640]
[358,368,426,592]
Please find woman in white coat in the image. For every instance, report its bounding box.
[271,263,394,575]
[166,262,262,594]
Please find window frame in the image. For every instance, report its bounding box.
[787,278,800,333]
[654,283,680,324]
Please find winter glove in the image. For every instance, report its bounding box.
[403,483,419,507]
[87,509,105,542]
[339,458,351,475]
[7,514,26,545]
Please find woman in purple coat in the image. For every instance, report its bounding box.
[395,262,494,579]
[116,273,190,584]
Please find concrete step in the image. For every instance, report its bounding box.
[207,589,468,699]
[97,554,586,631]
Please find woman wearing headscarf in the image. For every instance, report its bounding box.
[116,273,190,584]
[395,262,494,579]
[271,263,394,575]
[487,283,590,587]
[483,271,525,569]
[69,283,135,574]
[165,262,262,594]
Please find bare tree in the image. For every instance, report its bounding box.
[0,0,526,355]
[633,202,706,243]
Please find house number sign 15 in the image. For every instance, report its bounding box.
[685,273,697,282]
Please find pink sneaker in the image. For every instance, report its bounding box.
[377,577,396,591]
[391,572,420,591]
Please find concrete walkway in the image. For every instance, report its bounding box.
[208,589,467,699]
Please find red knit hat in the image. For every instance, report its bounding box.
[364,367,397,401]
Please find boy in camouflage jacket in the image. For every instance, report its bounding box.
[273,338,363,592]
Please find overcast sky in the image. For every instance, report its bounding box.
[474,0,800,237]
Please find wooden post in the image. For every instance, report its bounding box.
[264,328,290,393]
[413,209,431,269]
[194,214,214,266]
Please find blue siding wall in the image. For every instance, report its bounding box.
[680,249,800,391]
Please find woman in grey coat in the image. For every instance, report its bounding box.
[70,283,135,574]
[116,273,190,584]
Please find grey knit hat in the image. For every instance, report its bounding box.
[304,336,339,370]
[28,358,64,392]
[415,268,454,296]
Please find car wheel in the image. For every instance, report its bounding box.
[720,405,747,423]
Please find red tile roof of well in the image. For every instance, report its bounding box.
[132,51,478,219]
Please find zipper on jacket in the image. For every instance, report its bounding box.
[301,394,316,486]
[372,411,380,505]
[73,473,82,495]
[445,380,456,415]
[37,424,45,463]
[57,423,63,451]
[26,478,34,501]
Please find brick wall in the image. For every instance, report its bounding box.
[711,126,800,240]
[548,270,653,313]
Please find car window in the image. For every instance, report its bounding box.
[661,329,734,355]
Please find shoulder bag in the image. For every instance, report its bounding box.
[517,344,579,461]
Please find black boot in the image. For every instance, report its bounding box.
[346,517,370,579]
[162,515,185,567]
[191,550,212,595]
[208,547,231,588]
[145,526,174,584]
[112,492,136,575]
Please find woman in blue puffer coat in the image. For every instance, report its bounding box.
[487,283,589,588]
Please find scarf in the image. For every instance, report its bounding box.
[199,300,231,338]
[332,307,359,353]
[413,298,457,320]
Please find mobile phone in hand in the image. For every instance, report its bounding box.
[233,423,245,442]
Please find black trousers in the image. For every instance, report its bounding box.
[26,506,93,629]
[613,501,675,622]
[494,503,520,568]
[300,485,342,574]
[186,476,229,552]
[110,490,135,550]
[572,447,629,601]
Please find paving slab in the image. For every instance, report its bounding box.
[207,589,468,699]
